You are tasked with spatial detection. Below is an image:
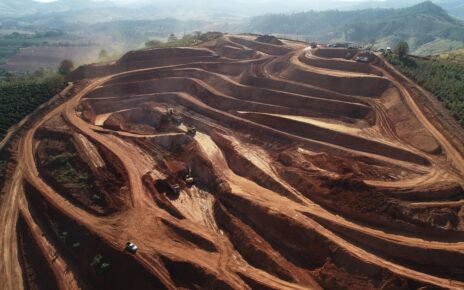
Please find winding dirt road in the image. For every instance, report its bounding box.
[1,34,464,290]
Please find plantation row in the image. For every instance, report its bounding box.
[387,55,464,126]
[0,75,65,140]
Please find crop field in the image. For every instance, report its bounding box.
[0,46,104,73]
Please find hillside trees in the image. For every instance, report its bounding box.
[99,49,108,59]
[58,59,74,76]
[167,33,178,43]
[387,54,464,126]
[0,73,66,140]
[396,41,410,58]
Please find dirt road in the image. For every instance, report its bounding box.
[1,35,464,290]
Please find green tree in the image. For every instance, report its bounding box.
[98,49,108,59]
[145,40,163,48]
[167,33,178,43]
[396,41,410,58]
[58,60,74,76]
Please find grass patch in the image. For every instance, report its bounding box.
[437,48,464,63]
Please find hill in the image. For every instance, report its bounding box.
[387,54,464,126]
[3,34,464,290]
[433,0,464,19]
[244,1,464,55]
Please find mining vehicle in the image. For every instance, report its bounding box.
[187,126,196,136]
[168,182,181,194]
[172,115,182,125]
[355,56,369,63]
[185,168,194,186]
[125,242,138,254]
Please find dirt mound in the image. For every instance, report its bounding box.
[313,48,358,59]
[255,35,284,46]
[229,36,291,55]
[4,34,464,290]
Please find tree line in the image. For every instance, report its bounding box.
[386,47,464,127]
[0,60,73,141]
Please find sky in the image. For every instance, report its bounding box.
[30,0,408,15]
[33,0,382,3]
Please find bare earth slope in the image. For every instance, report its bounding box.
[1,34,464,290]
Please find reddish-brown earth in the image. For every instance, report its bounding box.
[1,34,464,290]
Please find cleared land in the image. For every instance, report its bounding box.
[0,46,103,73]
[1,34,464,290]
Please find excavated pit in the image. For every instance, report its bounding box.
[8,34,464,290]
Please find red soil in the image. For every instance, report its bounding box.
[2,34,464,290]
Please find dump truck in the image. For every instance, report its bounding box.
[355,56,369,63]
[185,168,194,186]
[168,182,181,194]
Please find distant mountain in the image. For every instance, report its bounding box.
[349,0,464,19]
[1,0,462,56]
[244,1,464,55]
[1,0,462,20]
[435,0,464,19]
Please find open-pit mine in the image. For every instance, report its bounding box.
[2,34,464,290]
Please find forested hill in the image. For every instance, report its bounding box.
[244,1,464,55]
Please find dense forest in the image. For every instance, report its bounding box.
[0,72,66,141]
[387,54,464,126]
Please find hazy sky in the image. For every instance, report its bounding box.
[34,0,379,3]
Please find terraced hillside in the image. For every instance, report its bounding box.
[1,34,464,290]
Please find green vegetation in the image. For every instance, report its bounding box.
[396,41,410,58]
[0,159,6,183]
[0,31,68,65]
[248,1,464,55]
[386,54,464,126]
[44,153,90,188]
[0,72,66,140]
[145,32,223,49]
[91,254,111,274]
[58,59,74,76]
[98,49,108,59]
[145,34,197,48]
